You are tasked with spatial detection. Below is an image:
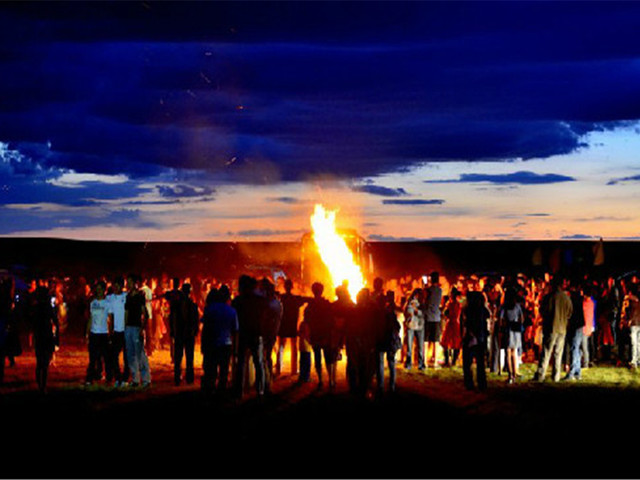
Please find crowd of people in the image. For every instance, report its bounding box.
[0,266,639,396]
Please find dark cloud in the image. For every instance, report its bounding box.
[0,207,159,234]
[368,234,424,242]
[425,171,576,185]
[561,234,596,240]
[267,196,302,204]
[607,174,640,185]
[0,2,639,186]
[351,185,409,197]
[156,184,215,199]
[382,199,445,205]
[230,228,304,237]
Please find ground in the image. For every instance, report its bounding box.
[1,341,638,478]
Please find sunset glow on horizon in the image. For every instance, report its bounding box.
[1,3,639,242]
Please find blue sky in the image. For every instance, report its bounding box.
[1,2,639,240]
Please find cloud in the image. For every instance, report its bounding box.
[0,206,160,234]
[561,234,596,240]
[1,2,640,186]
[156,184,215,199]
[351,184,409,197]
[607,174,640,185]
[382,199,445,205]
[425,171,576,185]
[267,196,302,204]
[229,228,304,237]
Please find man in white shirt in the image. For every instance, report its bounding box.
[107,276,128,387]
[85,281,111,386]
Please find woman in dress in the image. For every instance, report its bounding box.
[440,288,462,367]
[499,288,524,384]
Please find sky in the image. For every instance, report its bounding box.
[1,1,640,241]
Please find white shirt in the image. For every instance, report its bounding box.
[90,298,110,334]
[141,285,153,319]
[107,292,127,333]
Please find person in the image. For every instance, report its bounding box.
[107,276,128,387]
[232,275,267,398]
[441,288,462,367]
[626,284,640,369]
[125,274,151,388]
[534,277,573,382]
[597,279,618,363]
[461,290,490,391]
[164,277,185,363]
[332,284,354,386]
[499,288,523,384]
[375,290,401,395]
[261,279,282,394]
[276,279,310,377]
[304,282,336,390]
[347,288,376,396]
[173,283,199,386]
[564,282,586,381]
[85,281,111,386]
[424,272,443,367]
[297,318,312,383]
[31,285,59,393]
[0,277,12,385]
[582,285,597,368]
[141,278,155,356]
[200,285,238,395]
[404,288,425,370]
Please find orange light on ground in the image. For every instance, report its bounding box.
[310,204,366,301]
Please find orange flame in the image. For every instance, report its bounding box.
[310,204,365,301]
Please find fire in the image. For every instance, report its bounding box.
[310,204,366,301]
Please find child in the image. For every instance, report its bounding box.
[298,319,312,382]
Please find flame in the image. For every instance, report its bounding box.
[310,204,365,301]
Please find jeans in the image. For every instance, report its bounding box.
[630,326,640,367]
[463,343,487,391]
[276,336,298,376]
[264,337,277,392]
[202,345,232,393]
[234,336,265,397]
[109,331,128,383]
[125,326,151,385]
[405,328,425,369]
[86,333,110,382]
[376,349,397,392]
[567,329,583,378]
[174,335,195,384]
[299,351,311,382]
[537,332,566,381]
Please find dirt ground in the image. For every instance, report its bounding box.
[2,341,639,478]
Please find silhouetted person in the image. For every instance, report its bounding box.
[31,286,59,393]
[304,282,336,390]
[261,279,282,394]
[347,288,376,396]
[375,290,401,395]
[276,279,310,377]
[461,290,490,391]
[0,277,13,385]
[164,277,184,363]
[201,285,238,395]
[233,275,267,398]
[173,283,199,385]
